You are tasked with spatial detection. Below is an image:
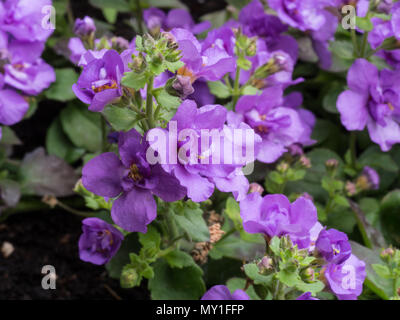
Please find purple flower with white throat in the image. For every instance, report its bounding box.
[82,129,186,233]
[316,228,352,264]
[323,254,366,300]
[230,86,307,164]
[72,50,123,112]
[337,58,400,151]
[239,193,318,249]
[79,217,123,265]
[201,285,250,300]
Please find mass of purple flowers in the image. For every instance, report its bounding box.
[3,0,398,302]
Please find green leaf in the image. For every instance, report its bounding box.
[226,277,261,300]
[330,41,354,60]
[121,71,149,90]
[89,0,130,12]
[225,197,242,230]
[60,103,103,153]
[207,81,231,99]
[0,127,21,145]
[102,105,139,131]
[269,236,280,255]
[372,264,392,280]
[45,68,78,102]
[149,259,205,300]
[153,89,181,110]
[46,117,85,164]
[277,268,300,287]
[243,263,273,286]
[19,148,79,197]
[380,190,400,246]
[225,0,252,9]
[356,16,374,32]
[172,202,209,242]
[296,280,325,295]
[333,195,349,207]
[164,250,197,269]
[102,8,117,24]
[138,225,161,250]
[322,82,344,114]
[350,241,392,300]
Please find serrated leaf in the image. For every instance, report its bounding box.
[102,105,139,131]
[121,71,149,90]
[243,263,273,286]
[207,81,231,99]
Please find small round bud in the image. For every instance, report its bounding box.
[299,155,311,168]
[74,16,96,37]
[258,256,273,271]
[249,183,264,195]
[345,181,357,196]
[325,158,339,169]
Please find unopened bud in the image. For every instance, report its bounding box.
[74,16,96,37]
[172,75,194,99]
[325,158,339,169]
[277,161,289,173]
[299,155,311,168]
[249,182,264,195]
[258,256,273,271]
[345,181,357,196]
[381,247,395,260]
[356,166,380,191]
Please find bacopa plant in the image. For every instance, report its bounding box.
[1,0,400,301]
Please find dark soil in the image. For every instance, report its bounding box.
[0,210,149,300]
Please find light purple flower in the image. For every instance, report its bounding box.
[230,87,307,164]
[74,16,96,37]
[296,292,319,300]
[3,40,55,95]
[316,228,352,264]
[361,166,380,190]
[82,129,186,233]
[239,193,318,249]
[201,285,250,300]
[337,58,400,151]
[0,73,29,126]
[78,217,124,265]
[148,100,252,202]
[324,254,366,300]
[0,0,54,42]
[72,49,123,112]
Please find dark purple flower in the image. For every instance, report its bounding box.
[316,228,352,264]
[337,59,400,151]
[72,50,123,112]
[74,16,96,37]
[0,73,29,126]
[78,217,124,265]
[147,100,253,202]
[143,8,166,31]
[324,254,366,300]
[201,285,250,300]
[239,193,318,249]
[0,0,54,42]
[230,87,307,164]
[359,166,380,190]
[296,292,319,300]
[82,129,186,232]
[3,40,55,95]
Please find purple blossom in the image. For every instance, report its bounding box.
[296,292,319,300]
[72,50,124,112]
[201,285,250,300]
[337,58,400,151]
[0,73,29,126]
[0,0,54,42]
[239,193,318,249]
[74,16,96,37]
[361,166,380,190]
[230,87,309,164]
[78,217,124,265]
[82,129,186,233]
[3,40,55,95]
[316,228,352,264]
[148,100,253,202]
[324,254,366,300]
[143,8,211,34]
[170,28,236,84]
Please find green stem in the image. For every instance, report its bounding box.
[350,132,357,169]
[101,116,108,152]
[165,208,180,246]
[351,28,359,57]
[134,0,144,34]
[232,66,241,110]
[56,200,96,218]
[146,76,155,129]
[359,32,369,58]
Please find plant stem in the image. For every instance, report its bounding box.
[55,200,96,218]
[146,76,155,129]
[232,66,241,110]
[351,28,359,57]
[165,208,180,247]
[350,132,357,169]
[134,0,144,34]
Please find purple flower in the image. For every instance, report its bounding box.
[78,217,123,265]
[148,100,252,202]
[68,37,87,65]
[72,50,124,112]
[296,292,319,300]
[3,40,55,95]
[239,193,318,249]
[230,87,307,164]
[82,129,186,233]
[337,59,400,151]
[0,74,29,126]
[324,254,366,300]
[143,8,211,34]
[360,166,380,190]
[316,228,352,264]
[0,0,54,42]
[74,16,96,37]
[201,285,250,300]
[170,28,236,84]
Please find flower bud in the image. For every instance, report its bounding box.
[74,16,96,37]
[277,161,289,173]
[288,144,304,156]
[249,182,264,195]
[381,247,395,261]
[172,75,194,99]
[325,158,339,170]
[301,267,315,282]
[356,166,380,191]
[258,256,273,271]
[121,267,140,288]
[299,155,311,168]
[345,181,357,196]
[111,37,130,52]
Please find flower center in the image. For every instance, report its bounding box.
[91,80,118,93]
[177,66,196,83]
[255,125,268,134]
[128,164,143,182]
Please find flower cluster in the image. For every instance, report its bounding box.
[0,0,55,138]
